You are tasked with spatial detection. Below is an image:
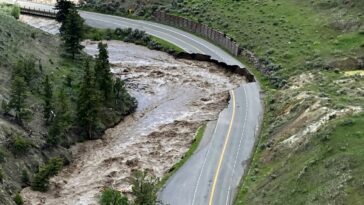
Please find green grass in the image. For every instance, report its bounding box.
[157,125,206,188]
[80,0,171,18]
[236,113,364,205]
[170,0,363,78]
[83,26,184,53]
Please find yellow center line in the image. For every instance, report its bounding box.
[208,90,236,205]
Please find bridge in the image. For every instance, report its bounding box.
[1,0,57,18]
[19,6,56,18]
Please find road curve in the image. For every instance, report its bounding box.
[13,1,264,204]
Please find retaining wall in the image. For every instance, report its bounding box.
[153,11,256,82]
[153,11,240,56]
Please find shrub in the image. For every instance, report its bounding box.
[1,100,10,115]
[0,168,3,182]
[11,6,20,19]
[0,148,6,163]
[130,171,158,205]
[13,193,23,205]
[9,135,33,155]
[31,157,64,192]
[100,188,129,205]
[21,169,30,186]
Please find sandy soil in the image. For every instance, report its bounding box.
[21,39,245,204]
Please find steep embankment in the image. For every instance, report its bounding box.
[82,0,364,204]
[0,11,69,205]
[0,7,137,204]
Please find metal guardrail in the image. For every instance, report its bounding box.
[0,0,57,18]
[19,6,57,18]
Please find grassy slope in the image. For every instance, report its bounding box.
[0,7,133,204]
[0,11,76,205]
[82,0,171,17]
[172,0,363,75]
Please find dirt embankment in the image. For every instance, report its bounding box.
[21,39,245,204]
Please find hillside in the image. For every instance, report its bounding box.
[81,0,364,204]
[0,6,136,204]
[0,11,71,205]
[81,0,171,16]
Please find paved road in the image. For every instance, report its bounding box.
[11,1,264,204]
[161,85,262,205]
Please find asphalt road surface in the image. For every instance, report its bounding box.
[12,1,264,204]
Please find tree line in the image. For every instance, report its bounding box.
[2,0,137,144]
[2,42,135,144]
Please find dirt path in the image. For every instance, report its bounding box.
[20,39,246,204]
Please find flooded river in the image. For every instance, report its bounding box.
[20,16,246,205]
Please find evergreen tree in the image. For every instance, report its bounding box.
[43,75,53,125]
[8,75,28,124]
[13,59,37,87]
[1,99,10,115]
[95,42,113,103]
[47,88,71,146]
[77,59,100,139]
[55,0,75,33]
[113,78,126,113]
[113,78,136,114]
[62,8,84,59]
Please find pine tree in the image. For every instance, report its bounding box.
[1,99,10,115]
[43,75,53,125]
[113,78,126,113]
[55,0,75,33]
[47,88,71,146]
[95,42,113,103]
[77,59,100,139]
[14,59,37,87]
[113,78,136,114]
[8,75,28,124]
[62,8,84,59]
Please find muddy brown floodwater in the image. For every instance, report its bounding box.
[20,18,246,204]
